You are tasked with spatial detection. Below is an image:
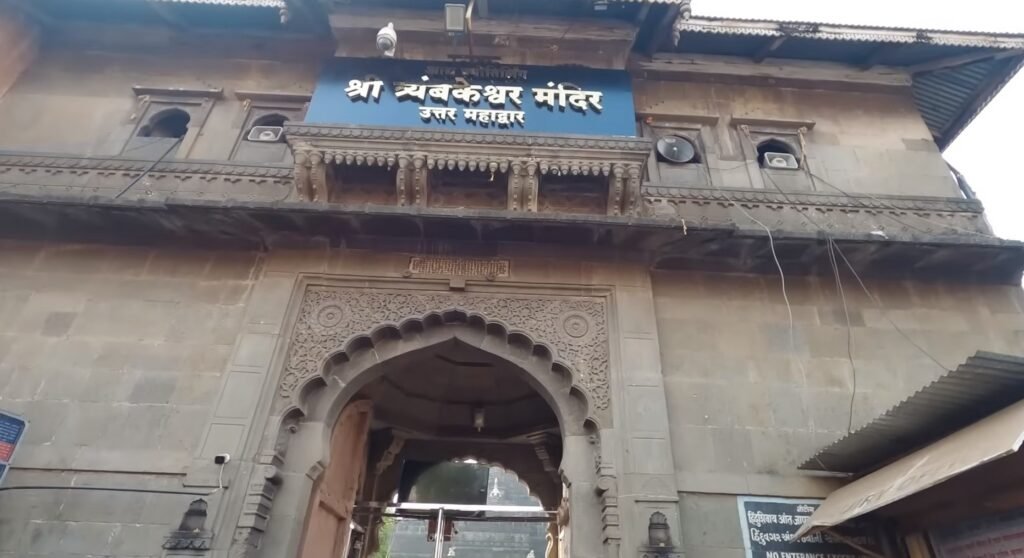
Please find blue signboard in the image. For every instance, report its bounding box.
[306,58,638,137]
[0,410,27,486]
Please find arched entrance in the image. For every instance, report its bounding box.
[271,310,606,558]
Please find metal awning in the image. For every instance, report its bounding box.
[793,398,1024,540]
[801,352,1024,474]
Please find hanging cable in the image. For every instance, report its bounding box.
[707,181,800,377]
[0,485,211,496]
[759,170,861,432]
[114,136,184,200]
[827,237,858,433]
[831,242,952,372]
[807,170,997,239]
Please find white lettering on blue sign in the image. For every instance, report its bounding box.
[464,109,525,128]
[532,82,603,113]
[345,79,384,102]
[347,77,602,129]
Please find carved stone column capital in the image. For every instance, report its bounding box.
[411,153,429,206]
[396,155,412,206]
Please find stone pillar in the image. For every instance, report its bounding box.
[562,433,605,558]
[0,5,37,98]
[609,271,683,557]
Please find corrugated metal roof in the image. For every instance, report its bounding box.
[671,16,1024,149]
[683,14,1024,40]
[675,18,1024,48]
[800,351,1024,474]
[147,0,285,7]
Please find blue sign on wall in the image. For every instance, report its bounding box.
[306,58,638,137]
[0,410,27,487]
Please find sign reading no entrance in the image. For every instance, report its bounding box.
[737,496,880,558]
[0,410,27,487]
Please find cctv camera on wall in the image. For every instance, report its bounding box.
[377,22,397,57]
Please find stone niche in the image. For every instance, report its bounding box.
[285,124,652,217]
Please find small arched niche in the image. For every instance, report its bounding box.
[138,108,191,139]
[756,138,799,168]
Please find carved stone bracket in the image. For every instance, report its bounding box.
[276,286,612,422]
[285,124,652,216]
[608,163,644,216]
[596,465,622,547]
[526,432,562,483]
[228,451,283,558]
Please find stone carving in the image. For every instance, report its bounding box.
[0,152,293,179]
[561,312,592,340]
[607,163,645,216]
[396,155,411,206]
[644,184,984,214]
[596,468,621,548]
[163,499,213,551]
[229,527,262,558]
[278,287,611,414]
[285,123,651,216]
[229,454,282,558]
[408,256,511,278]
[284,124,651,151]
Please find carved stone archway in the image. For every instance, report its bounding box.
[237,285,619,558]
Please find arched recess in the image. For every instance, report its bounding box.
[257,309,611,558]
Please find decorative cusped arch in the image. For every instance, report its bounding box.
[290,311,589,441]
[239,285,617,558]
[275,286,613,428]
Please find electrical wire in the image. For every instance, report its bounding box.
[830,242,953,372]
[0,485,211,496]
[807,170,998,240]
[0,462,229,497]
[113,136,184,199]
[761,169,953,425]
[827,237,858,433]
[760,170,861,432]
[707,182,801,377]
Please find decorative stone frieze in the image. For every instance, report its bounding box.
[285,124,652,216]
[644,184,984,213]
[645,184,991,238]
[0,151,292,201]
[0,152,289,179]
[277,286,612,421]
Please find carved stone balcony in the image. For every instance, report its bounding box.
[285,124,652,217]
[0,149,1022,284]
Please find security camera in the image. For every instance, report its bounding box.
[214,453,231,465]
[376,22,397,57]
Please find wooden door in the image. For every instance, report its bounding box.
[299,400,373,558]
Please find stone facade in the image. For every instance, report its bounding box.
[0,3,1022,558]
[2,243,1020,558]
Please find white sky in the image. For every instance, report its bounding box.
[693,0,1024,240]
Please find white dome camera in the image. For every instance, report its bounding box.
[376,22,397,57]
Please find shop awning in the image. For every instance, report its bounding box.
[793,399,1024,540]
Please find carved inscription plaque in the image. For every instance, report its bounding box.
[408,257,511,278]
[279,286,610,414]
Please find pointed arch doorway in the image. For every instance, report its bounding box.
[291,313,600,558]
